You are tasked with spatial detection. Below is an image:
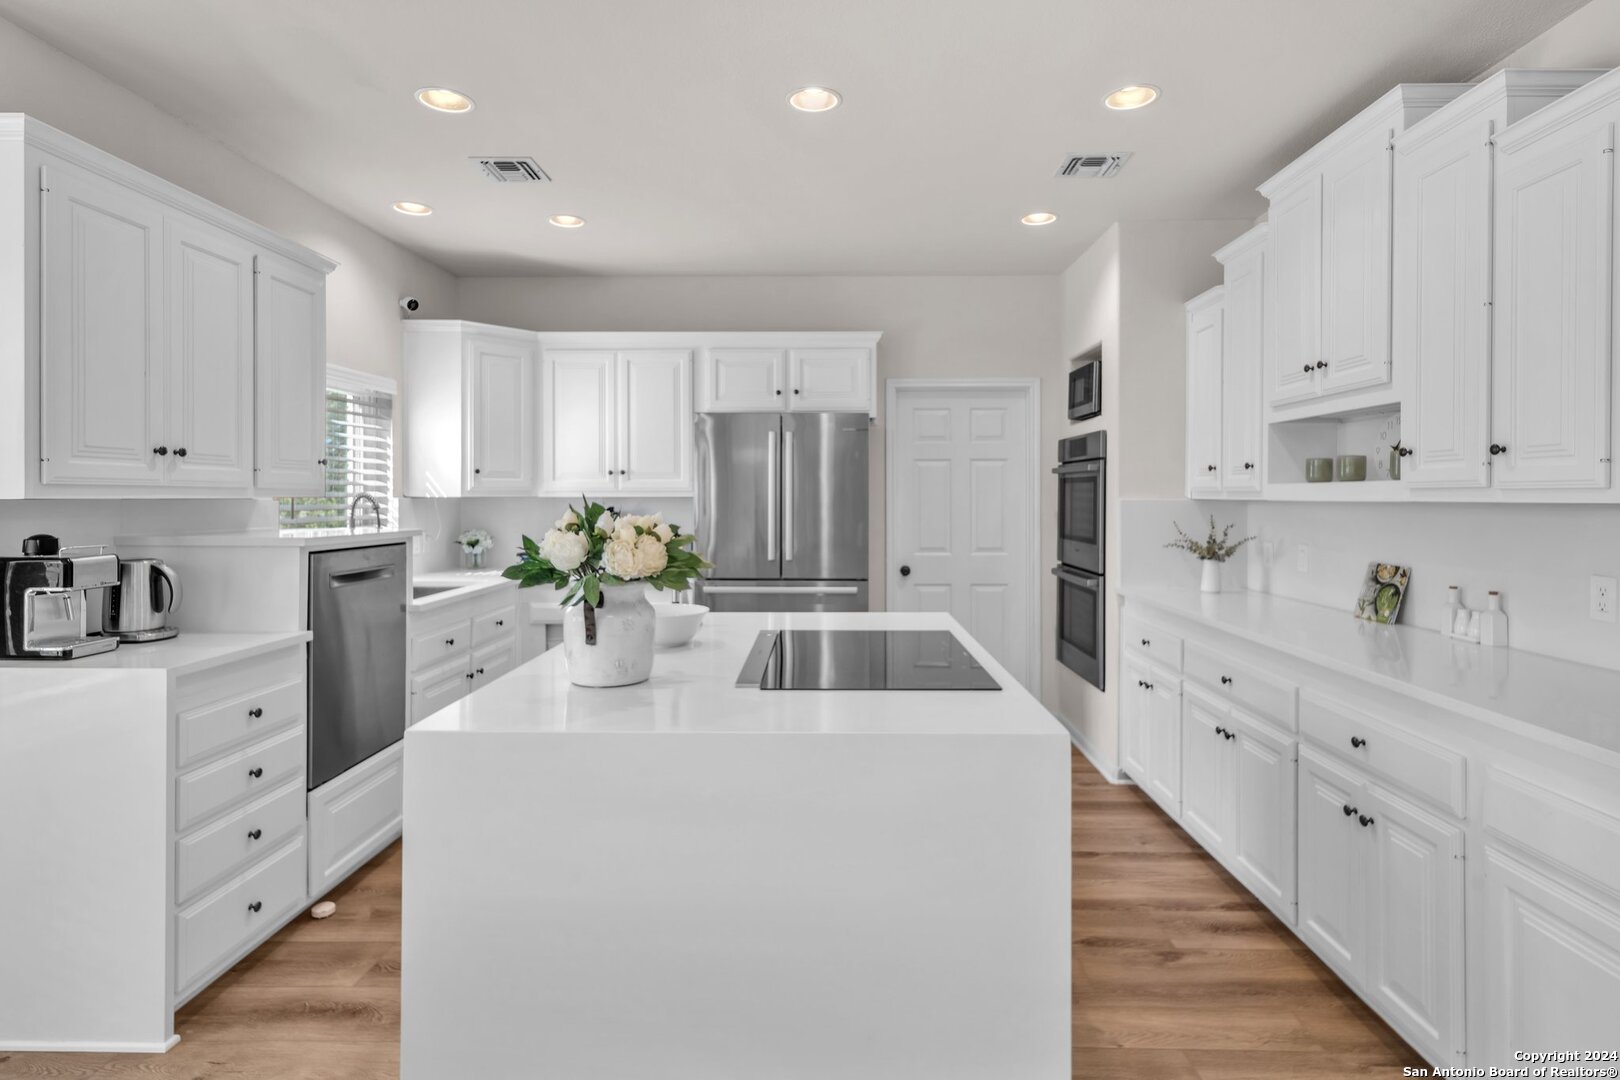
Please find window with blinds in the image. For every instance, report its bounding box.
[278,376,395,531]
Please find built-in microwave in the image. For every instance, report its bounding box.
[1055,431,1105,575]
[1053,564,1104,690]
[1068,356,1101,422]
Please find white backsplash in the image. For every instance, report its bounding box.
[450,496,698,572]
[1122,497,1620,673]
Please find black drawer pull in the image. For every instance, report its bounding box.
[247,828,262,841]
[1140,638,1150,646]
[1358,814,1375,828]
[445,637,456,646]
[495,619,504,627]
[1350,736,1366,749]
[248,767,263,779]
[465,672,475,680]
[1342,804,1357,817]
[476,667,486,675]
[248,707,263,718]
[248,900,262,913]
[1219,675,1233,685]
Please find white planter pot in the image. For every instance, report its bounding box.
[563,583,655,687]
[1200,560,1221,594]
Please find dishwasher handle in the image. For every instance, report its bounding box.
[326,566,397,587]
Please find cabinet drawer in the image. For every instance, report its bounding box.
[308,742,403,897]
[175,835,306,993]
[177,724,306,831]
[413,619,472,670]
[1184,642,1297,727]
[1301,692,1465,818]
[1122,611,1183,670]
[472,604,517,647]
[173,644,303,718]
[472,637,519,686]
[411,657,470,725]
[176,781,306,905]
[1484,768,1620,896]
[176,673,304,769]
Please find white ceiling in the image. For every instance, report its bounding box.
[0,0,1586,276]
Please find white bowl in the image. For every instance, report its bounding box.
[653,603,709,647]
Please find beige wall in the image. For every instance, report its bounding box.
[1480,0,1620,71]
[458,275,1065,701]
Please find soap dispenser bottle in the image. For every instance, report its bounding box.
[1480,591,1509,648]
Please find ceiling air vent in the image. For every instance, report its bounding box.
[472,157,551,183]
[1055,152,1132,179]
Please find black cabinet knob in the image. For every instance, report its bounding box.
[495,619,504,627]
[1489,443,1508,456]
[899,565,911,577]
[1350,736,1366,749]
[1137,680,1146,689]
[1315,361,1328,370]
[1225,730,1235,740]
[317,458,328,466]
[1397,447,1413,458]
[248,901,263,913]
[1358,814,1375,827]
[793,388,801,395]
[620,469,628,475]
[1244,462,1255,470]
[1143,682,1154,691]
[476,667,486,675]
[174,447,188,458]
[1342,804,1357,817]
[1302,364,1313,374]
[465,672,475,680]
[775,389,782,396]
[1220,675,1232,685]
[153,446,169,456]
[248,828,262,841]
[1215,725,1227,737]
[248,767,263,779]
[248,707,263,718]
[1206,464,1217,472]
[474,467,482,474]
[445,638,455,646]
[1140,638,1150,646]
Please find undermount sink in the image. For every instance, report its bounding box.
[413,585,460,599]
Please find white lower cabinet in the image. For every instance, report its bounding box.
[175,835,307,995]
[307,742,404,899]
[409,588,521,726]
[1120,657,1182,820]
[1179,687,1230,851]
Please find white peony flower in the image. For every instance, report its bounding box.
[634,534,669,577]
[539,528,589,571]
[555,509,580,531]
[653,523,674,544]
[613,523,638,543]
[595,511,616,536]
[602,537,641,579]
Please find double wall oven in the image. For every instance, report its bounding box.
[1053,431,1105,689]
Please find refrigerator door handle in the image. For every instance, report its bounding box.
[765,428,778,562]
[702,585,861,595]
[783,428,795,561]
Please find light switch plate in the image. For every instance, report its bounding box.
[413,535,425,556]
[1592,575,1617,623]
[1296,545,1310,574]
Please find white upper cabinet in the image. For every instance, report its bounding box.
[1184,288,1225,496]
[466,333,536,494]
[1217,228,1266,494]
[3,115,333,499]
[1260,84,1469,413]
[252,253,327,495]
[1491,74,1619,495]
[696,334,880,417]
[1395,71,1606,493]
[540,346,693,496]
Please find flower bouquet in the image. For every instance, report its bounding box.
[457,527,494,568]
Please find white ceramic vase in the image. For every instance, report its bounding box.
[1200,560,1221,594]
[563,583,655,687]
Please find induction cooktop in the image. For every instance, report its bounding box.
[737,629,1002,691]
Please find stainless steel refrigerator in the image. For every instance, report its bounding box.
[693,412,870,612]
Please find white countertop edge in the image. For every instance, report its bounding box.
[1120,586,1620,765]
[0,631,311,676]
[116,530,421,549]
[409,571,518,612]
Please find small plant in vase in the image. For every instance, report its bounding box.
[457,528,494,569]
[1166,517,1254,594]
[502,499,712,687]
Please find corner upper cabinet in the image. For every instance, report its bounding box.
[1259,84,1470,414]
[538,346,693,496]
[1216,225,1267,494]
[696,334,880,418]
[1184,287,1225,497]
[401,322,539,498]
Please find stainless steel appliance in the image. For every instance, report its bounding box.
[1068,355,1102,422]
[105,557,182,642]
[737,629,1001,690]
[694,412,870,612]
[307,543,408,789]
[0,534,120,659]
[1056,431,1105,574]
[1052,564,1105,689]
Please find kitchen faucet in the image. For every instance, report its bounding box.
[348,493,383,533]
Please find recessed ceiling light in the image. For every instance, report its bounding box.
[416,87,475,113]
[392,201,433,216]
[1104,84,1160,110]
[787,86,841,113]
[549,214,586,228]
[1021,212,1058,226]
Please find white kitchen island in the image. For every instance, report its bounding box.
[402,611,1071,1080]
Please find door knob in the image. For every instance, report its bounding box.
[899,565,911,577]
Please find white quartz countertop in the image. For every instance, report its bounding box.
[0,631,310,677]
[1121,587,1620,762]
[411,611,1064,736]
[410,569,517,612]
[116,529,420,550]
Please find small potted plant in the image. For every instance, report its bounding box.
[458,528,494,569]
[1165,517,1254,594]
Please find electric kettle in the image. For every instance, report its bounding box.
[105,557,182,642]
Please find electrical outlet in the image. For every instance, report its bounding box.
[412,535,424,557]
[1262,540,1276,564]
[1592,575,1617,623]
[1296,545,1310,574]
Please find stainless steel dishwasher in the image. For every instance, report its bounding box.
[307,543,408,790]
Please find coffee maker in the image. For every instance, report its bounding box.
[0,534,120,659]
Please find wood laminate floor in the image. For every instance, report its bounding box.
[1,750,1421,1079]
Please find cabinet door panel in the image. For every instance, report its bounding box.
[1492,119,1613,491]
[1119,657,1151,785]
[1220,247,1264,493]
[705,348,785,410]
[253,253,326,494]
[1482,844,1620,1067]
[1265,176,1322,407]
[1396,122,1492,488]
[466,335,535,494]
[1297,746,1367,984]
[788,348,871,412]
[1186,299,1224,496]
[619,349,692,491]
[166,216,254,488]
[39,160,166,485]
[1145,675,1182,819]
[1320,126,1394,394]
[1180,690,1231,853]
[1366,786,1465,1064]
[1230,709,1296,921]
[542,350,616,492]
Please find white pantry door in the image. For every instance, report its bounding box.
[888,382,1038,691]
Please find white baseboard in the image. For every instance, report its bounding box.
[0,1034,180,1053]
[1054,710,1129,784]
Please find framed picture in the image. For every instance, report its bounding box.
[1354,562,1410,624]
